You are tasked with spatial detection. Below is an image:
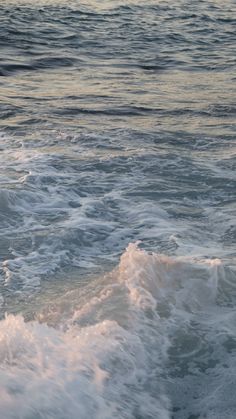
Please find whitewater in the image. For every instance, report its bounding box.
[0,0,235,418]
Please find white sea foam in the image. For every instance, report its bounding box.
[0,127,234,293]
[0,243,235,419]
[0,244,174,419]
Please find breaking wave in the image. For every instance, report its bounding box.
[0,243,235,419]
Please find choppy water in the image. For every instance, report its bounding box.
[0,0,236,418]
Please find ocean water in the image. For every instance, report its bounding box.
[0,0,236,417]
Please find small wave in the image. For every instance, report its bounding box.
[0,57,77,77]
[55,105,157,117]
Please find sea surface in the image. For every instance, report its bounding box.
[0,0,236,418]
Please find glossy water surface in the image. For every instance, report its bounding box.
[0,1,235,418]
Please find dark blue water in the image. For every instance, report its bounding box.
[0,1,235,418]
